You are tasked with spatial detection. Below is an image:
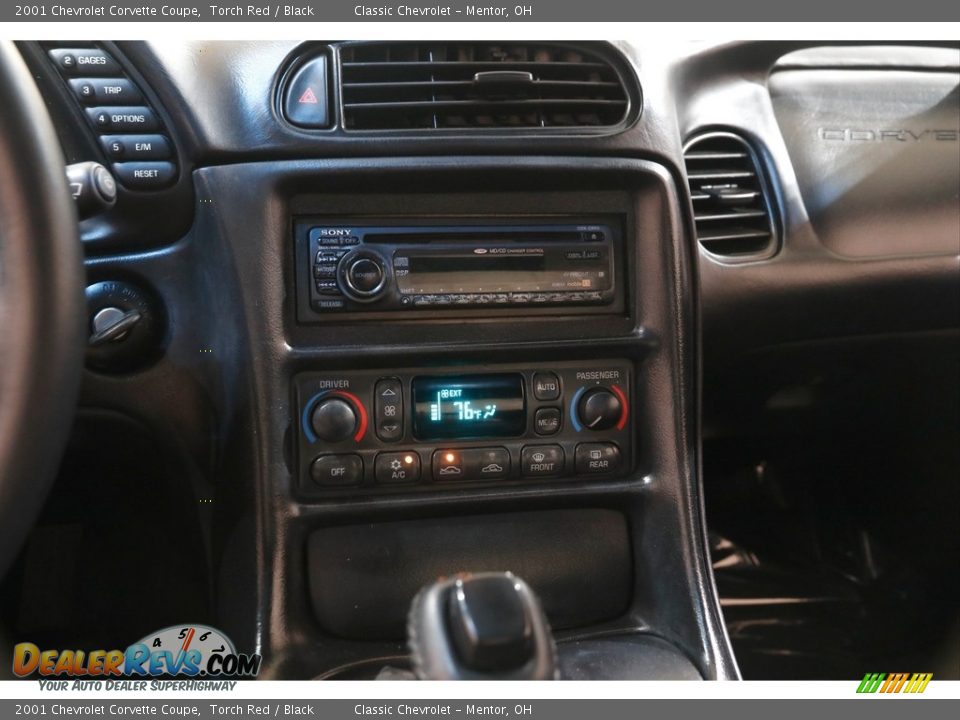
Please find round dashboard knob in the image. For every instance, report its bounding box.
[341,251,387,301]
[310,397,358,442]
[577,388,623,431]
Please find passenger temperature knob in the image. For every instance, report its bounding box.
[577,388,623,431]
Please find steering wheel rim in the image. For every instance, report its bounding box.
[0,41,85,579]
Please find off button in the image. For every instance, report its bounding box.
[311,454,363,486]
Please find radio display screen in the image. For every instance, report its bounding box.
[394,246,609,295]
[412,374,526,440]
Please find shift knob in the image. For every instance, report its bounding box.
[408,572,557,680]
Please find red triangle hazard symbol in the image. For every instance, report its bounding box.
[298,87,319,104]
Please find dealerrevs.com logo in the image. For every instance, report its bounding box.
[13,624,261,686]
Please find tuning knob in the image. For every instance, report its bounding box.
[577,388,623,431]
[310,397,359,442]
[339,250,387,302]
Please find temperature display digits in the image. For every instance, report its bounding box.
[412,374,525,440]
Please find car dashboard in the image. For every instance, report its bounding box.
[4,39,958,681]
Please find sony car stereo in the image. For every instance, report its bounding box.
[293,360,634,497]
[294,217,625,319]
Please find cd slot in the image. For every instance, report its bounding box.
[363,229,583,244]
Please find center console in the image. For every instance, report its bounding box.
[179,155,736,681]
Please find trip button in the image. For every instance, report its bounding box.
[534,407,561,436]
[375,378,403,442]
[310,454,363,487]
[375,452,421,484]
[49,48,122,76]
[464,447,510,480]
[87,106,159,132]
[112,162,176,190]
[433,449,465,481]
[532,372,561,401]
[575,443,622,475]
[69,78,142,105]
[100,135,171,161]
[521,445,564,477]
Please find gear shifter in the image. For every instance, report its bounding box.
[407,572,557,680]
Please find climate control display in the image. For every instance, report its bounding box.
[412,374,526,440]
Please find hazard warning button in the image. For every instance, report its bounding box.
[283,54,329,128]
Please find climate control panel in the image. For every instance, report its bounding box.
[293,361,633,497]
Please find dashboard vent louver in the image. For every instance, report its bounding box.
[339,42,630,131]
[684,133,778,258]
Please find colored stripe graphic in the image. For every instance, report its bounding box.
[857,672,932,694]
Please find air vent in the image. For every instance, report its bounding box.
[339,42,632,131]
[684,133,778,258]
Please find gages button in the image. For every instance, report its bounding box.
[521,445,564,477]
[310,454,363,487]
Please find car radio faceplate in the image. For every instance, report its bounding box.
[294,217,626,322]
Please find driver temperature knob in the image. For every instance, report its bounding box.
[310,397,359,443]
[577,388,623,431]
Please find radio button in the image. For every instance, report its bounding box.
[347,258,382,291]
[375,378,403,442]
[464,447,510,480]
[575,443,621,475]
[315,279,341,295]
[314,264,337,279]
[533,373,561,401]
[433,450,465,481]
[311,454,362,487]
[375,452,420,484]
[534,408,561,436]
[521,445,564,477]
